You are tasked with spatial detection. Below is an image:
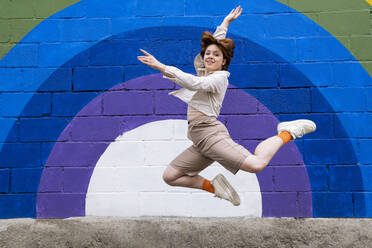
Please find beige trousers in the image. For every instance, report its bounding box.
[169,116,250,176]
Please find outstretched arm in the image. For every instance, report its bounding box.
[194,6,243,75]
[212,6,243,40]
[137,49,168,74]
[137,49,227,93]
[220,6,243,30]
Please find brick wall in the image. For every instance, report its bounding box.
[0,0,371,219]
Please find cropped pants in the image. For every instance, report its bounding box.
[169,116,251,176]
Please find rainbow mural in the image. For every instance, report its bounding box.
[0,0,371,218]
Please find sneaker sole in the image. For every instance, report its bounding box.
[214,174,240,206]
[277,119,316,135]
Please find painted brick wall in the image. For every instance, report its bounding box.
[0,0,371,219]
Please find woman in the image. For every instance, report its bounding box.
[137,6,316,206]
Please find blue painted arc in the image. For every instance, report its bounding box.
[0,0,369,218]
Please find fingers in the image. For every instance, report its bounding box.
[137,55,146,61]
[232,6,242,19]
[137,57,150,65]
[138,49,153,65]
[237,6,243,16]
[137,54,154,68]
[140,49,152,56]
[235,6,242,14]
[235,9,242,18]
[137,56,149,62]
[228,6,242,20]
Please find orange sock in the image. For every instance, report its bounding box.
[202,179,215,194]
[277,131,293,144]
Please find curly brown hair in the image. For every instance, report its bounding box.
[199,31,235,71]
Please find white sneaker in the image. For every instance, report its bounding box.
[277,119,317,140]
[211,174,240,206]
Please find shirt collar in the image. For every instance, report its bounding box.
[207,70,230,77]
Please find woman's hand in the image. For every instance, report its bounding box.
[221,6,243,29]
[137,49,166,73]
[225,6,243,23]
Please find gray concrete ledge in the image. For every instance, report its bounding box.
[1,217,372,248]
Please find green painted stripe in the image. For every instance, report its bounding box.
[277,0,372,77]
[0,0,81,60]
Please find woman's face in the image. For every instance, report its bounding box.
[203,44,226,73]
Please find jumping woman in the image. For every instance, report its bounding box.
[137,6,316,206]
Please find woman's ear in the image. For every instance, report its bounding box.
[223,58,226,65]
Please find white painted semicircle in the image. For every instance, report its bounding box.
[86,119,262,217]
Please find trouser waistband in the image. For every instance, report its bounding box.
[187,115,217,126]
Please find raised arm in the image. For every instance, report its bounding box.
[137,8,243,80]
[219,6,243,31]
[194,6,243,75]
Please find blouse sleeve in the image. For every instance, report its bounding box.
[163,66,227,93]
[212,25,227,40]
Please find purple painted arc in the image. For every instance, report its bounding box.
[37,74,312,218]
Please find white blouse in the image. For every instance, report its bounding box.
[162,25,230,117]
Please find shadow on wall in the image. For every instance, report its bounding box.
[0,26,363,218]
